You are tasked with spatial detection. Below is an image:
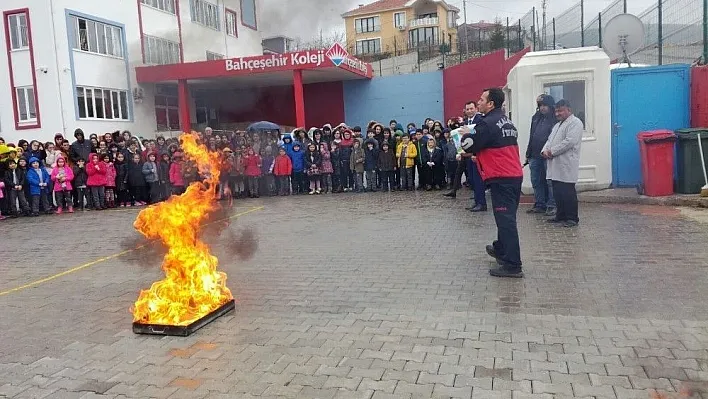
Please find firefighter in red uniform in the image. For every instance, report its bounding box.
[460,88,525,278]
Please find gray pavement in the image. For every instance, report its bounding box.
[1,192,708,399]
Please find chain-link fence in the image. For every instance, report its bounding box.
[364,0,708,76]
[514,0,708,65]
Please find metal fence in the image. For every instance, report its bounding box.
[513,0,708,65]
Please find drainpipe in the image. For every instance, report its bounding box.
[49,0,68,135]
[221,0,228,57]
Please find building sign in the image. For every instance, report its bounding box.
[224,43,369,74]
[326,43,368,74]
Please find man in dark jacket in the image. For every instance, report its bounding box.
[444,100,484,200]
[461,88,524,278]
[526,94,557,216]
[70,128,92,164]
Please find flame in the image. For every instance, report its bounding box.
[131,132,233,326]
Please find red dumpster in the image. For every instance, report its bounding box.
[637,130,677,197]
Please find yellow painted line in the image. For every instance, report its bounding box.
[0,206,264,297]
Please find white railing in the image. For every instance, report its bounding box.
[409,17,439,28]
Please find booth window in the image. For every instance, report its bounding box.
[543,80,586,127]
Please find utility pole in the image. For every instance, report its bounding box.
[542,0,548,49]
[462,0,469,57]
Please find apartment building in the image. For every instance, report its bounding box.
[0,0,262,144]
[342,0,459,57]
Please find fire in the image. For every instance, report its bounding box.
[131,132,233,326]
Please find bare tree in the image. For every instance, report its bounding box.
[295,30,346,50]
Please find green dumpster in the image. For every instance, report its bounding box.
[675,128,708,194]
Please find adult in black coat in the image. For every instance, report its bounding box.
[70,128,92,164]
[526,94,557,215]
[421,139,445,190]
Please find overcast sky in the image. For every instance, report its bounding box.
[259,0,658,41]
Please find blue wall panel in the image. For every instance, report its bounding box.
[343,71,444,129]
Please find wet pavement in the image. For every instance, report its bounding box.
[1,192,708,398]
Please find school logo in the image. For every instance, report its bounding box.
[326,43,348,67]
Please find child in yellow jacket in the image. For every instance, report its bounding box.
[396,135,417,190]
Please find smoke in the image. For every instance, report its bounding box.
[203,203,259,262]
[120,235,167,269]
[121,202,259,268]
[258,0,360,41]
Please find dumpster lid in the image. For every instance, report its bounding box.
[675,128,708,140]
[637,130,676,142]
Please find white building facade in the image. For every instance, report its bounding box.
[0,0,262,144]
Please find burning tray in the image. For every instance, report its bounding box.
[132,299,235,337]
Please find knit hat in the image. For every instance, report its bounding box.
[538,94,556,108]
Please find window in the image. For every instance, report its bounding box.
[71,16,123,58]
[140,0,176,14]
[544,81,586,127]
[355,16,380,33]
[206,51,224,60]
[447,11,457,28]
[15,86,36,122]
[240,0,257,29]
[225,9,238,36]
[409,27,439,46]
[7,13,29,50]
[393,12,406,28]
[155,89,180,131]
[144,35,180,65]
[190,0,220,30]
[77,86,129,120]
[355,38,381,55]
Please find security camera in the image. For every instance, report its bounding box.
[37,66,48,74]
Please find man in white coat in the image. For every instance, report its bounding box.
[541,99,584,228]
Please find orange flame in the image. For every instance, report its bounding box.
[131,132,233,326]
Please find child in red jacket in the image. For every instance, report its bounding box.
[102,153,117,208]
[86,153,107,210]
[243,147,262,198]
[169,151,185,195]
[273,147,293,196]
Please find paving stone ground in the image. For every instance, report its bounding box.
[1,191,708,399]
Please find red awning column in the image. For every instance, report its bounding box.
[178,79,191,132]
[293,69,305,128]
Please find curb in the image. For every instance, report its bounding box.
[578,193,708,208]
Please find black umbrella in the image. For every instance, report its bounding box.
[246,121,280,131]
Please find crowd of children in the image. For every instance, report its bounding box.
[0,118,471,219]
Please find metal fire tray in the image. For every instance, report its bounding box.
[132,299,235,337]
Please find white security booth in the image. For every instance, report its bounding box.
[506,47,612,193]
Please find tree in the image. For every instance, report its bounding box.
[489,19,505,50]
[294,30,346,50]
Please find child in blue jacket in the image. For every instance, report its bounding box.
[289,142,306,194]
[26,157,52,216]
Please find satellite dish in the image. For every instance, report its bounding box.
[603,13,645,66]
